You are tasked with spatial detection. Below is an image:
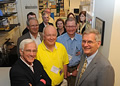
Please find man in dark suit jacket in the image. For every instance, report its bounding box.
[75,29,115,86]
[17,17,43,57]
[10,39,51,86]
[39,12,53,32]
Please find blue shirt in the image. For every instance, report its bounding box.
[86,50,98,67]
[57,33,82,67]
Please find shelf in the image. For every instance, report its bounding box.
[0,12,17,19]
[3,12,17,17]
[0,23,20,32]
[0,0,16,4]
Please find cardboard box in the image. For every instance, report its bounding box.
[51,5,56,8]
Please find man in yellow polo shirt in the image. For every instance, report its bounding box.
[36,25,69,86]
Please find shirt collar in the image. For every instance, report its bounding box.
[20,57,34,68]
[42,41,57,51]
[29,32,40,39]
[66,33,78,41]
[86,50,98,66]
[43,22,49,27]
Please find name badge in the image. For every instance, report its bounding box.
[68,54,72,61]
[51,66,59,74]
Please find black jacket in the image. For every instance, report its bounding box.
[39,22,53,32]
[10,58,51,86]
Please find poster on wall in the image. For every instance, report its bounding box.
[95,17,105,46]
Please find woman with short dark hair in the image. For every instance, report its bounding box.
[56,18,66,37]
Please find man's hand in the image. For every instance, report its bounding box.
[29,83,32,86]
[67,70,78,77]
[72,69,78,76]
[67,72,71,77]
[40,79,46,85]
[76,51,80,56]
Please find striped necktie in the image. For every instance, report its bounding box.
[76,58,87,85]
[79,58,87,79]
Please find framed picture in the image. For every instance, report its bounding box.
[95,17,105,46]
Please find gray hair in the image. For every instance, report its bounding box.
[42,12,49,18]
[83,28,101,42]
[26,17,38,26]
[65,17,77,25]
[19,39,36,50]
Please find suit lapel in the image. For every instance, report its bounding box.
[26,32,31,38]
[39,32,43,41]
[75,54,86,85]
[78,53,99,85]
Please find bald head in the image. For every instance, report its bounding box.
[43,25,57,36]
[43,25,57,47]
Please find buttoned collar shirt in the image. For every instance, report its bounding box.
[43,22,49,27]
[86,50,98,67]
[57,33,82,67]
[29,32,41,47]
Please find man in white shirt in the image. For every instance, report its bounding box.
[17,17,43,57]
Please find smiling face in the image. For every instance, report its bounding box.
[27,19,39,35]
[57,21,64,30]
[82,33,101,57]
[20,42,37,65]
[43,25,57,47]
[80,14,86,22]
[65,20,77,37]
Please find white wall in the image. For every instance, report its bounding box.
[64,0,69,16]
[94,0,120,86]
[109,0,120,86]
[94,0,115,58]
[70,0,81,13]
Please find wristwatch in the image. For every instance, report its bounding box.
[70,73,72,75]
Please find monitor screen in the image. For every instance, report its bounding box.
[74,9,79,14]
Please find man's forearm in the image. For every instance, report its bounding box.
[63,65,67,78]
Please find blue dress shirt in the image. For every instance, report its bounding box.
[86,50,98,67]
[57,33,82,67]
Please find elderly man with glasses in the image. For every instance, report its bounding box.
[10,39,51,86]
[57,18,83,86]
[39,8,55,26]
[17,17,43,57]
[75,28,114,86]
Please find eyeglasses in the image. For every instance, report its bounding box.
[24,49,37,53]
[30,24,39,28]
[66,26,76,28]
[82,40,96,45]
